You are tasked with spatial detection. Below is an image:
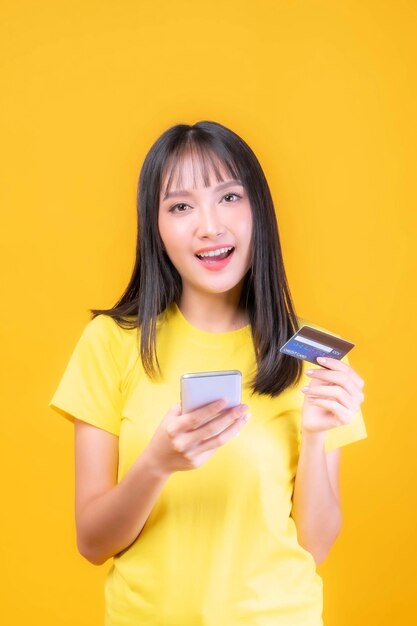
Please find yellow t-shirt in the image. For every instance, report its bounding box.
[49,304,367,625]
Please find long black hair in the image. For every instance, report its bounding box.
[90,120,302,396]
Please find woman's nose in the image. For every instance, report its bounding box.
[196,207,225,239]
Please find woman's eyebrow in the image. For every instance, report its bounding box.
[162,179,243,201]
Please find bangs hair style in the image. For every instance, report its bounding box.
[90,120,302,396]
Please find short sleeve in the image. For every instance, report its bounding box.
[48,315,123,435]
[324,352,368,452]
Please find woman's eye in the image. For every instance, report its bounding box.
[223,193,241,202]
[169,203,190,213]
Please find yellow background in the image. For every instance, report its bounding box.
[1,1,415,624]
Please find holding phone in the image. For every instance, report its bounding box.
[180,370,242,414]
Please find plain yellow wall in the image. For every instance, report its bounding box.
[1,1,416,624]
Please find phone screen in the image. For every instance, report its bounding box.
[180,370,242,413]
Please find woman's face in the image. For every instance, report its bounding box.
[158,153,253,302]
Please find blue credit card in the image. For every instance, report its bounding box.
[279,325,354,366]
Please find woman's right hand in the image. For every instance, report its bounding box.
[145,399,250,476]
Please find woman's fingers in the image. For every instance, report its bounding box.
[168,398,227,435]
[305,397,357,425]
[307,357,365,390]
[189,414,250,459]
[306,368,362,397]
[300,358,366,431]
[301,384,363,413]
[173,404,250,451]
[305,359,366,415]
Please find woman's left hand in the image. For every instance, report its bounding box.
[300,357,365,434]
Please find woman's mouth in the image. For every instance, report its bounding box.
[195,246,235,270]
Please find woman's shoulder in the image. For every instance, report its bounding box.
[84,308,175,347]
[84,313,138,340]
[79,314,140,383]
[79,314,139,368]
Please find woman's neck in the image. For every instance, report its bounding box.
[178,290,248,333]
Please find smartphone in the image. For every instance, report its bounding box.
[180,370,242,414]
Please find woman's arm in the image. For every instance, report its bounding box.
[291,433,341,564]
[74,399,250,565]
[291,356,365,564]
[74,419,169,566]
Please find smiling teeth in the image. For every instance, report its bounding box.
[197,247,233,258]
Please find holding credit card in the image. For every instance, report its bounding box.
[279,325,354,366]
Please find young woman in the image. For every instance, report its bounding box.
[49,120,367,625]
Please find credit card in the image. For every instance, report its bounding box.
[279,325,354,366]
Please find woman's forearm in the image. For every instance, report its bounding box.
[291,430,342,564]
[76,401,250,566]
[76,448,169,566]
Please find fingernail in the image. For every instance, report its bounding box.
[306,369,315,375]
[301,386,309,392]
[317,357,327,363]
[243,412,251,422]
